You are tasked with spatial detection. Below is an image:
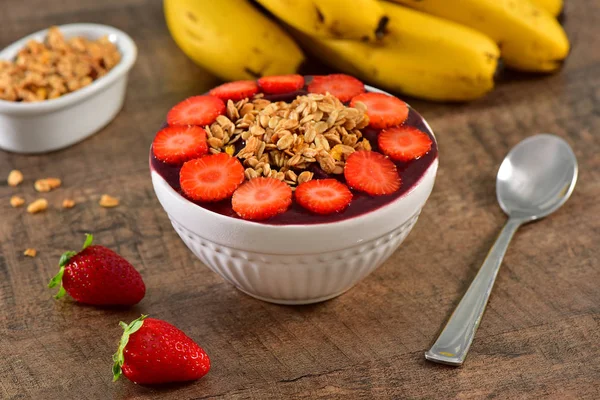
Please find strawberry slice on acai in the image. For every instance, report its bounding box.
[350,92,408,129]
[344,150,401,196]
[167,95,225,126]
[232,177,292,221]
[307,74,365,103]
[209,80,259,101]
[258,74,305,94]
[295,179,352,215]
[152,125,208,164]
[378,126,433,162]
[113,315,210,385]
[179,153,245,202]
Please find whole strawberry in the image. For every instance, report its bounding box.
[48,234,145,306]
[112,315,210,385]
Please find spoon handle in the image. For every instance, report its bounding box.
[425,218,522,366]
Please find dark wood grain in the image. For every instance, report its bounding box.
[1,1,599,399]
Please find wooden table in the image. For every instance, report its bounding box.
[1,1,599,399]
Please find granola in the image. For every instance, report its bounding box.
[7,169,23,186]
[34,177,61,192]
[99,194,119,208]
[24,248,37,257]
[10,195,25,207]
[204,93,370,188]
[62,198,76,209]
[27,198,48,214]
[0,26,121,102]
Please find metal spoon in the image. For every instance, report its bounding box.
[425,134,578,366]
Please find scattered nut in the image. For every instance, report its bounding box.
[7,170,23,187]
[62,199,75,209]
[34,178,61,192]
[46,178,62,189]
[34,179,51,192]
[23,248,37,257]
[10,195,25,208]
[27,198,48,214]
[99,194,119,208]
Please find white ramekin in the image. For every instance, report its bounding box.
[0,23,137,154]
[151,88,438,305]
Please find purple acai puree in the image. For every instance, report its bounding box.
[150,83,437,225]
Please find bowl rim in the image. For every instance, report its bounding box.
[0,23,137,115]
[151,85,439,231]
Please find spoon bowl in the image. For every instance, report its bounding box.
[497,134,578,221]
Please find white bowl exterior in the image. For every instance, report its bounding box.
[0,24,137,153]
[169,211,421,304]
[0,78,127,153]
[151,158,438,304]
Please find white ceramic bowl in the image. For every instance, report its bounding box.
[0,23,137,154]
[151,88,438,305]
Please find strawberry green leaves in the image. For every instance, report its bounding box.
[112,315,148,382]
[48,234,94,299]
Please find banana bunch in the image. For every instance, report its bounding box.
[163,0,304,81]
[255,0,389,41]
[293,3,500,102]
[164,0,570,102]
[526,0,564,17]
[387,0,568,73]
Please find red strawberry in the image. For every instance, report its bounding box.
[232,177,292,221]
[112,315,210,385]
[378,126,433,162]
[167,95,225,126]
[48,234,145,306]
[152,125,208,164]
[350,93,408,129]
[209,80,259,101]
[295,179,352,215]
[307,74,365,102]
[179,153,245,202]
[258,74,305,94]
[344,150,401,195]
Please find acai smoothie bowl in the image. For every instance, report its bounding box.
[150,74,438,304]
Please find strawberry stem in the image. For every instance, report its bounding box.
[48,234,94,300]
[47,265,66,299]
[82,233,93,249]
[112,314,148,382]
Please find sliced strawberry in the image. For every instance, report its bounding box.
[378,126,433,162]
[152,125,208,164]
[167,95,225,126]
[344,150,401,196]
[179,153,244,202]
[258,74,305,94]
[350,93,408,129]
[209,80,259,101]
[295,179,352,215]
[232,177,292,221]
[307,74,365,102]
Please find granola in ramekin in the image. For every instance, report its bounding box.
[0,26,120,102]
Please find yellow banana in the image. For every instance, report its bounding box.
[256,0,388,41]
[385,0,569,73]
[293,3,500,102]
[529,0,563,17]
[163,0,304,81]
